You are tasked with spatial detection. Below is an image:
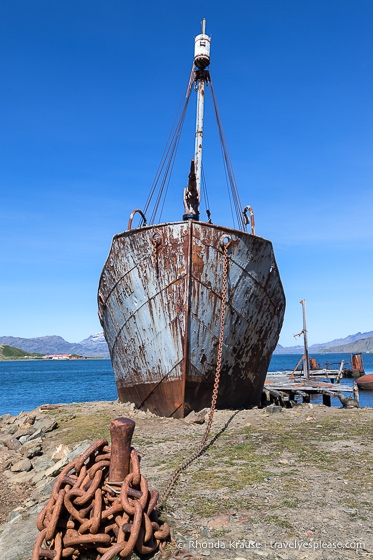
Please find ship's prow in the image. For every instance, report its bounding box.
[98,220,285,418]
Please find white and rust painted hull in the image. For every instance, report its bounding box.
[98,221,285,418]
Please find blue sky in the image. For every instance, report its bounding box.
[1,0,372,347]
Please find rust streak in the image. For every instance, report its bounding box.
[110,275,187,355]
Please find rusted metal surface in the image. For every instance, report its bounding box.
[183,159,200,219]
[356,373,373,390]
[98,220,285,418]
[352,353,365,375]
[310,357,317,370]
[32,422,169,559]
[127,208,147,230]
[108,418,135,483]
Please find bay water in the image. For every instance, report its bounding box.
[1,353,373,416]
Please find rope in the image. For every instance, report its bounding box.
[158,240,230,508]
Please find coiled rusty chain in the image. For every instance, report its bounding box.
[32,439,169,560]
[159,238,230,507]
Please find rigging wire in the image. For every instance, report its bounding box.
[201,165,212,223]
[142,69,246,231]
[157,135,181,223]
[210,105,238,229]
[226,172,238,230]
[210,79,246,230]
[144,72,193,225]
[150,96,189,224]
[143,91,186,219]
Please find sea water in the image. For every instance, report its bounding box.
[1,354,372,416]
[1,359,117,416]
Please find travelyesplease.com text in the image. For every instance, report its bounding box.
[177,538,365,551]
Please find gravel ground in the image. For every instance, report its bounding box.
[1,400,373,559]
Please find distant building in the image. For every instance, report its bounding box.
[43,354,71,360]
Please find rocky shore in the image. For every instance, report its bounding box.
[0,400,372,559]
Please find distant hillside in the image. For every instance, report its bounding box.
[0,333,110,358]
[316,331,373,350]
[275,331,373,354]
[77,333,110,357]
[2,330,371,359]
[274,344,304,355]
[324,336,373,353]
[0,344,43,360]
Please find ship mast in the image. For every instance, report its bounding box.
[183,18,211,221]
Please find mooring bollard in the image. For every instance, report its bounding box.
[108,417,135,483]
[32,416,170,558]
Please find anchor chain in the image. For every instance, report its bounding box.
[159,238,230,507]
[32,440,169,559]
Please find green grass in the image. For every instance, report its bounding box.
[40,403,373,530]
[56,411,113,445]
[0,344,43,359]
[264,515,293,529]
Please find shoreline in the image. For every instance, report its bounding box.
[1,400,373,559]
[0,357,109,362]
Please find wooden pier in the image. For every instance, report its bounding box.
[264,371,358,408]
[264,302,361,408]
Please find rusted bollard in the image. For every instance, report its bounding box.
[32,416,170,558]
[108,417,135,483]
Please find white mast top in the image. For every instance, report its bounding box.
[183,19,211,221]
[194,18,210,69]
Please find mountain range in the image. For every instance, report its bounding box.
[274,331,373,354]
[0,330,372,358]
[0,333,110,358]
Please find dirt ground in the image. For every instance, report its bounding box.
[1,400,373,559]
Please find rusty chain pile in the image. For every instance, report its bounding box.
[159,238,230,507]
[32,438,170,560]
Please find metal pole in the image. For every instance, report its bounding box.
[108,417,135,483]
[194,77,204,207]
[193,18,209,215]
[300,300,310,379]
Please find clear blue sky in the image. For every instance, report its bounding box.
[1,0,372,347]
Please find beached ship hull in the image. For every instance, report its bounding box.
[98,220,285,418]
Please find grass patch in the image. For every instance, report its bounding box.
[278,499,300,509]
[264,515,293,529]
[182,496,260,518]
[40,403,373,533]
[57,411,114,445]
[0,344,43,359]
